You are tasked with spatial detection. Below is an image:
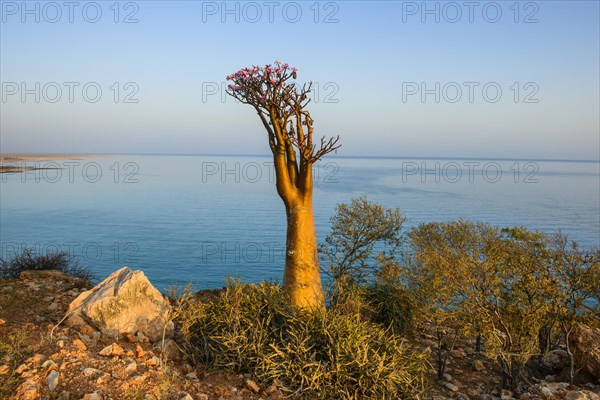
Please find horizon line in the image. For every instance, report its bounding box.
[1,152,599,163]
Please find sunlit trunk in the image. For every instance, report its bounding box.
[282,200,324,309]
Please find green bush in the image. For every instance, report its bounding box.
[366,281,413,334]
[0,247,95,281]
[180,279,427,400]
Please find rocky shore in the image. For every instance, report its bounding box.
[0,269,598,400]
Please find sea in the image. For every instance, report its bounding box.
[0,155,598,291]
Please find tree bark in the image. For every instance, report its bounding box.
[283,199,324,309]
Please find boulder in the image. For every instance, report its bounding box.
[67,267,173,342]
[569,323,600,379]
[541,349,570,374]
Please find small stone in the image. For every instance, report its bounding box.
[246,379,260,393]
[473,360,485,371]
[73,339,87,352]
[57,340,65,348]
[541,387,554,397]
[564,392,600,400]
[442,373,453,382]
[48,302,59,311]
[16,378,39,400]
[48,370,59,392]
[0,365,9,375]
[112,343,124,356]
[136,331,148,342]
[15,363,28,374]
[449,349,464,358]
[0,319,5,325]
[82,393,103,400]
[443,382,459,392]
[135,344,145,358]
[264,385,277,395]
[145,356,161,367]
[99,345,113,356]
[99,343,124,357]
[83,368,102,377]
[125,361,137,373]
[179,395,193,400]
[31,353,46,366]
[131,375,147,384]
[185,371,198,380]
[42,360,57,370]
[96,373,110,384]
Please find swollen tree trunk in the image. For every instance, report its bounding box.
[225,61,339,310]
[283,199,325,309]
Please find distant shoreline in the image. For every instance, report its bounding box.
[0,154,115,173]
[0,154,114,163]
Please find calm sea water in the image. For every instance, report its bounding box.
[1,155,598,291]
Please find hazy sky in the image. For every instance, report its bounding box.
[1,1,599,159]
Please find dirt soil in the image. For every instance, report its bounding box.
[0,271,598,400]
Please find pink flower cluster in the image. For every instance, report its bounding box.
[226,61,297,92]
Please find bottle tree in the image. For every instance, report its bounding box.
[226,61,340,309]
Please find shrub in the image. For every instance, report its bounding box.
[405,221,563,389]
[320,196,406,287]
[366,280,413,334]
[180,279,427,400]
[0,248,95,281]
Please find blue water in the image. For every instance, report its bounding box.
[1,155,598,291]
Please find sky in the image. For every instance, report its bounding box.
[1,0,599,160]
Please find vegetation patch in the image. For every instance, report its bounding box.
[0,248,95,282]
[179,279,428,400]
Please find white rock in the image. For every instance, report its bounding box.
[81,393,103,400]
[82,368,103,377]
[99,345,113,356]
[48,370,59,391]
[67,267,173,342]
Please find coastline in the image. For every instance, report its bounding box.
[0,154,115,174]
[0,154,114,163]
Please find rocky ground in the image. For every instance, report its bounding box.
[0,271,598,400]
